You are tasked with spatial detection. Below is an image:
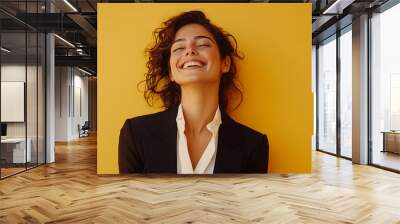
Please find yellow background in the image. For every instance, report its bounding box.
[97,3,312,174]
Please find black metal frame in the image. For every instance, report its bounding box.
[0,17,2,179]
[36,0,39,167]
[44,0,47,165]
[0,0,47,180]
[336,27,341,158]
[25,2,28,171]
[367,10,373,167]
[315,44,319,151]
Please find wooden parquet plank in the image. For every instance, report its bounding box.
[1,134,400,223]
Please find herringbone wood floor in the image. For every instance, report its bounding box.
[1,134,400,223]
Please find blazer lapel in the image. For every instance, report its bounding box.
[213,112,244,173]
[146,107,243,174]
[146,107,178,173]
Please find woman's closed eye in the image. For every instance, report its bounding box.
[172,42,211,53]
[172,47,184,53]
[196,40,211,47]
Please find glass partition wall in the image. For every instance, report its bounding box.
[316,26,353,159]
[0,1,46,179]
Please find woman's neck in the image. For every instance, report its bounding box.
[180,83,219,135]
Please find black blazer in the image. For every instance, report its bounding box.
[118,106,269,174]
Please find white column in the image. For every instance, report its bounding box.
[352,14,369,164]
[45,0,55,163]
[46,32,55,163]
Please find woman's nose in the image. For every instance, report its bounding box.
[185,47,198,56]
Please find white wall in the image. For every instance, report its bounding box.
[55,67,89,141]
[1,65,38,137]
[55,66,70,141]
[72,72,89,138]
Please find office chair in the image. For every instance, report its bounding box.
[79,121,90,138]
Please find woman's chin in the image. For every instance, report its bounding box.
[174,71,220,86]
[176,73,205,83]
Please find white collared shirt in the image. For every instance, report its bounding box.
[176,104,222,174]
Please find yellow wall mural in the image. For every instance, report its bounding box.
[97,3,312,174]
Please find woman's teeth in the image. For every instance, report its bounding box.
[183,60,204,69]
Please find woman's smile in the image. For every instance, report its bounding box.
[179,58,207,70]
[182,60,205,69]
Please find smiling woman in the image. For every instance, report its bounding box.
[118,10,269,174]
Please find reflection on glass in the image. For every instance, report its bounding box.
[1,0,46,178]
[340,29,352,158]
[318,36,337,154]
[371,3,400,171]
[27,31,38,169]
[1,31,27,177]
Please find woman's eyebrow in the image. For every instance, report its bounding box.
[172,35,215,45]
[194,35,215,43]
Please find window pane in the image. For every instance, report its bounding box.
[371,3,400,171]
[340,29,352,158]
[318,36,337,154]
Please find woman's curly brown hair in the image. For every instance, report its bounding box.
[141,10,243,112]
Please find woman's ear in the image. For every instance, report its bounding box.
[221,56,231,73]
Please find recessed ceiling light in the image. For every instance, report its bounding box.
[77,67,93,76]
[322,0,354,15]
[63,0,78,12]
[54,34,75,48]
[1,47,11,53]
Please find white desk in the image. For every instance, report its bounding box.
[1,138,31,163]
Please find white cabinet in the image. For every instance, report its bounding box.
[1,138,32,163]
